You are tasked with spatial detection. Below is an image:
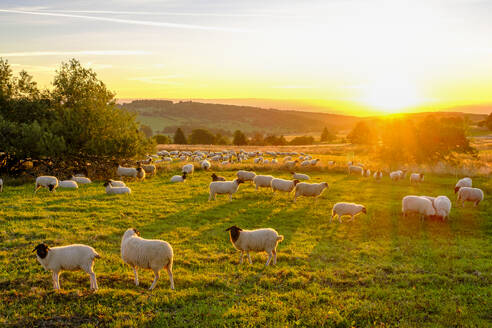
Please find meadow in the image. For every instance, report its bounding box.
[0,163,491,327]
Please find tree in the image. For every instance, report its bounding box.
[140,124,153,138]
[250,133,265,145]
[479,112,492,130]
[264,134,287,145]
[320,127,335,142]
[347,122,376,145]
[232,130,247,145]
[173,128,187,144]
[215,133,229,145]
[189,128,215,144]
[153,134,170,144]
[289,136,315,145]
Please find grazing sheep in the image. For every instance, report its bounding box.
[71,176,91,184]
[34,176,59,194]
[455,177,472,193]
[209,179,244,201]
[141,164,157,176]
[457,187,484,207]
[348,165,364,176]
[211,173,226,181]
[136,167,146,181]
[285,160,299,167]
[200,160,211,170]
[237,170,256,182]
[271,178,299,193]
[121,228,174,290]
[402,195,436,218]
[58,180,79,189]
[420,196,436,207]
[310,159,320,166]
[108,179,126,187]
[254,157,264,164]
[328,160,335,166]
[271,159,278,164]
[300,160,311,166]
[434,196,452,220]
[0,178,2,192]
[373,170,383,181]
[170,172,187,183]
[117,165,138,178]
[363,169,371,177]
[225,225,284,266]
[253,175,274,190]
[103,181,131,194]
[410,173,424,184]
[33,243,100,290]
[291,172,310,180]
[293,182,329,202]
[390,170,407,181]
[331,202,367,223]
[182,164,194,175]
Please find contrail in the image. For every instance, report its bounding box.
[0,9,247,32]
[0,50,151,57]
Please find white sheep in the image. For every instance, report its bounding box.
[253,175,274,190]
[348,165,363,176]
[209,179,244,201]
[455,177,472,193]
[373,170,383,181]
[103,181,131,194]
[309,159,320,166]
[410,173,424,184]
[33,243,100,290]
[170,172,187,183]
[182,164,194,175]
[434,195,451,220]
[363,169,371,177]
[331,202,367,223]
[225,225,284,266]
[271,178,299,193]
[300,160,311,166]
[293,182,329,202]
[136,167,146,181]
[291,172,310,180]
[121,228,174,290]
[58,180,79,189]
[117,165,137,178]
[237,170,256,182]
[390,170,406,181]
[108,179,126,187]
[200,160,211,170]
[34,176,59,193]
[141,164,157,176]
[457,187,484,207]
[402,195,436,218]
[71,176,91,184]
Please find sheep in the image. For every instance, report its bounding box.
[283,156,292,162]
[390,170,407,181]
[58,180,79,189]
[200,160,211,170]
[108,179,126,187]
[309,159,320,166]
[291,172,310,180]
[420,196,436,207]
[410,173,424,184]
[225,225,284,266]
[71,176,91,184]
[402,195,436,218]
[136,167,146,181]
[237,170,256,182]
[117,165,138,178]
[209,179,244,201]
[211,173,226,181]
[32,243,100,290]
[34,176,59,194]
[348,165,363,176]
[253,175,274,190]
[373,170,383,181]
[121,228,174,290]
[331,202,367,223]
[300,160,311,166]
[170,172,187,183]
[434,196,452,220]
[271,159,278,164]
[455,177,472,193]
[103,181,131,194]
[0,178,3,192]
[363,169,371,177]
[254,157,264,164]
[328,160,336,166]
[141,164,157,176]
[182,164,194,175]
[293,182,329,203]
[271,178,299,193]
[457,187,484,207]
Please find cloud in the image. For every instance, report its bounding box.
[128,75,183,85]
[0,50,151,57]
[0,9,246,32]
[272,85,314,89]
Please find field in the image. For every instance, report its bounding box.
[0,163,491,327]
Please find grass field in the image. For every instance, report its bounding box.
[0,167,491,327]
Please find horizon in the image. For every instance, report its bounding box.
[2,0,492,116]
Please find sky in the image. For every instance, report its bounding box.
[1,0,492,116]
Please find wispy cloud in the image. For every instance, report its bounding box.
[128,75,183,85]
[0,9,246,32]
[0,50,151,57]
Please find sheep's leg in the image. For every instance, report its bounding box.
[265,251,273,266]
[53,271,60,290]
[149,270,160,290]
[34,184,41,194]
[247,252,252,264]
[293,195,297,203]
[239,251,244,264]
[330,213,335,223]
[133,266,139,286]
[229,193,233,201]
[89,269,98,290]
[348,215,355,222]
[339,214,342,223]
[272,249,277,265]
[166,264,174,290]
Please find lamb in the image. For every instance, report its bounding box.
[225,225,284,266]
[141,164,157,176]
[331,202,367,223]
[103,181,131,194]
[182,164,194,175]
[200,160,211,170]
[121,228,174,290]
[348,165,363,176]
[108,179,126,187]
[117,165,137,178]
[136,167,146,181]
[390,170,406,181]
[170,172,187,183]
[32,243,100,290]
[236,170,256,182]
[457,187,484,207]
[293,182,329,202]
[71,176,91,184]
[402,195,436,218]
[211,173,226,181]
[454,177,472,193]
[373,170,383,181]
[0,178,2,192]
[434,196,452,220]
[209,179,244,201]
[58,180,79,189]
[34,176,59,194]
[253,175,274,190]
[291,172,310,180]
[271,178,299,193]
[410,173,424,184]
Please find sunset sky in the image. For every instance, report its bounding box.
[1,0,492,115]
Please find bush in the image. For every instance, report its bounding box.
[153,134,171,144]
[289,136,314,145]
